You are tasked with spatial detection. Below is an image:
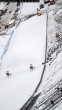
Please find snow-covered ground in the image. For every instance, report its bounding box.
[30,1,62,110]
[0,3,46,110]
[1,2,62,110]
[21,3,39,15]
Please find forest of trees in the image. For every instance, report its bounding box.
[17,0,39,1]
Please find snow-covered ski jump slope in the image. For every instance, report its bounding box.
[0,3,46,110]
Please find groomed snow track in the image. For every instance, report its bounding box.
[20,11,48,110]
[20,3,62,110]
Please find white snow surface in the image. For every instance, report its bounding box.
[0,4,46,110]
[21,3,39,15]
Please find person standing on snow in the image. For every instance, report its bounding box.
[30,64,35,70]
[6,71,11,77]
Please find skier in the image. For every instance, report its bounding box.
[6,71,11,77]
[30,64,35,70]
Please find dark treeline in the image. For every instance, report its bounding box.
[0,0,39,2]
